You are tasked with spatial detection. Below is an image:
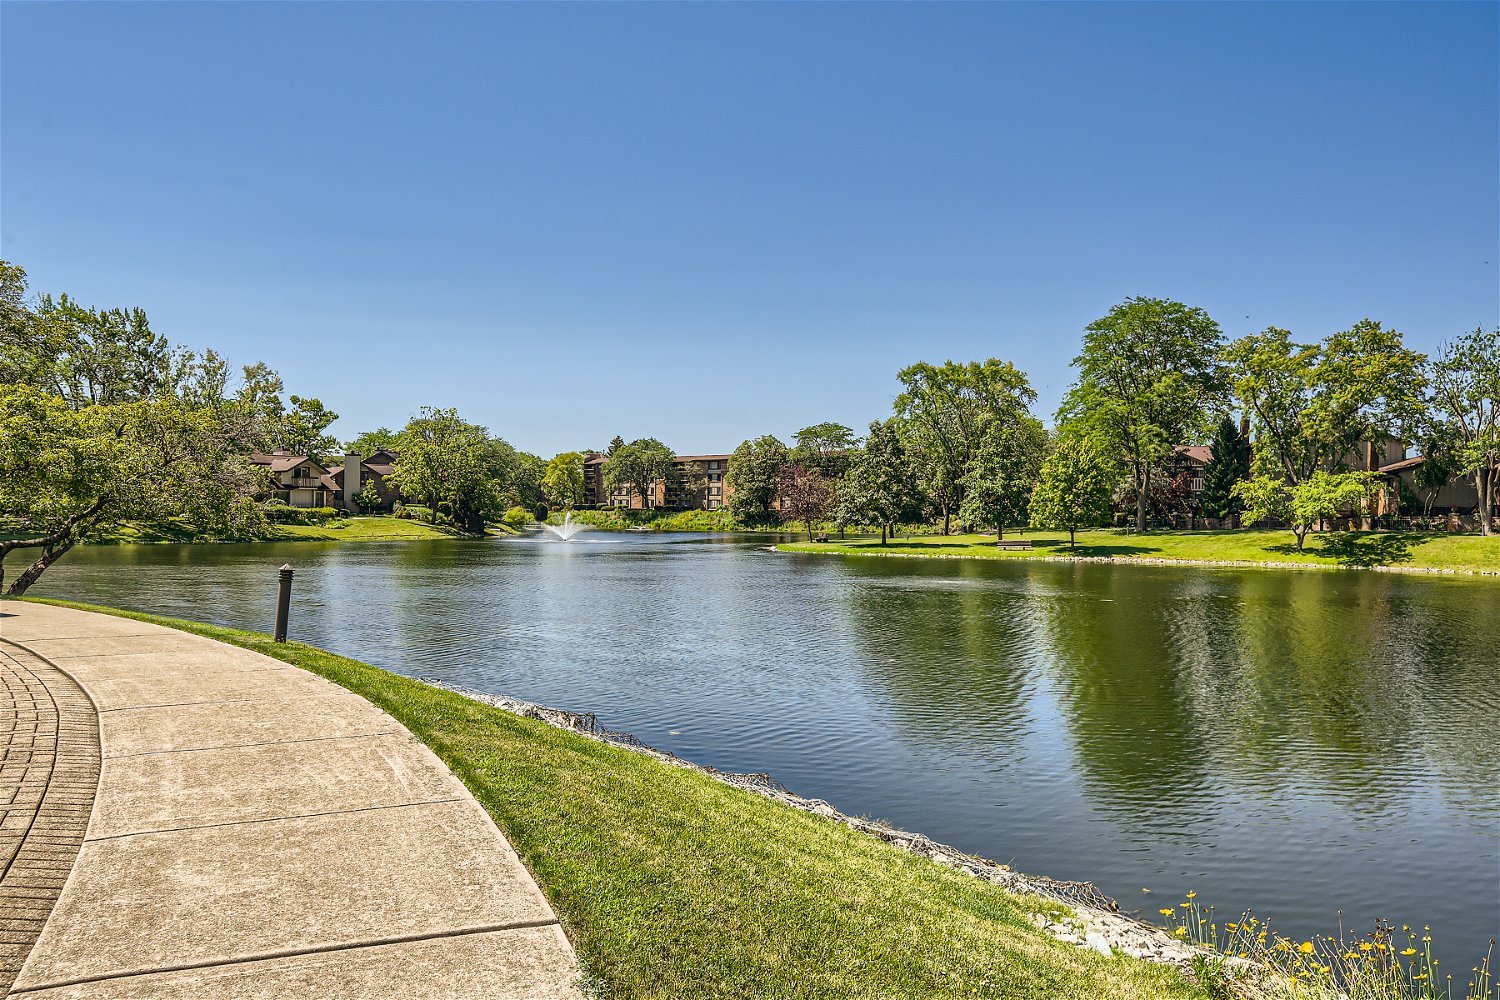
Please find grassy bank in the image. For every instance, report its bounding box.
[1,515,476,546]
[778,529,1500,574]
[20,597,1207,1000]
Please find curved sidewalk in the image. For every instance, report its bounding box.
[0,601,580,999]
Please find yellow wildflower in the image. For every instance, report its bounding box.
[1402,948,1417,956]
[1299,942,1316,955]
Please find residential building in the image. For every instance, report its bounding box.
[249,450,399,512]
[581,453,736,510]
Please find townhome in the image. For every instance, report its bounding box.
[249,450,400,512]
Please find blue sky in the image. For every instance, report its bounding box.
[3,2,1496,457]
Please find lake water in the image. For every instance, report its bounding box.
[29,530,1500,964]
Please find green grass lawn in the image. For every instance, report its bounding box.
[0,516,469,546]
[779,528,1500,573]
[19,597,1208,1000]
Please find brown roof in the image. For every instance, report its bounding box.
[1379,455,1427,474]
[319,474,340,491]
[675,454,733,463]
[1173,445,1213,465]
[250,452,326,474]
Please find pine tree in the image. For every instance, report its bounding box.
[1199,416,1251,524]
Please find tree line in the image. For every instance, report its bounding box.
[2,260,1495,592]
[712,298,1497,547]
[0,262,547,593]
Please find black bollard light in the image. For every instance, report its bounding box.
[273,563,294,642]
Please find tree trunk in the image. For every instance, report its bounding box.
[1478,467,1494,536]
[1294,526,1308,551]
[805,519,813,541]
[1069,526,1076,551]
[881,524,888,545]
[1136,463,1149,533]
[6,537,80,596]
[996,523,1004,543]
[942,506,951,535]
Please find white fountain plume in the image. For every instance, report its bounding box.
[542,511,585,541]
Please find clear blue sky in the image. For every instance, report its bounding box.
[3,2,1496,456]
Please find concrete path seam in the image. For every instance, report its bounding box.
[5,919,566,995]
[82,796,468,842]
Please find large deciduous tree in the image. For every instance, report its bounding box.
[1059,297,1225,532]
[1223,321,1426,530]
[541,452,586,509]
[344,427,400,457]
[603,438,677,509]
[790,422,856,478]
[389,407,516,533]
[0,263,263,593]
[1425,328,1499,535]
[958,415,1048,540]
[894,359,1037,534]
[726,435,789,522]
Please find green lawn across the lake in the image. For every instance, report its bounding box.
[18,596,1209,1000]
[1,516,479,546]
[778,528,1500,574]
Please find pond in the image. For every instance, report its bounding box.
[28,530,1500,965]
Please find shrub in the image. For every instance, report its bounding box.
[502,506,532,528]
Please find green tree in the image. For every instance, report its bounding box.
[1425,328,1499,535]
[355,477,385,512]
[726,435,789,522]
[603,438,677,509]
[1233,470,1380,551]
[836,419,918,544]
[790,422,856,478]
[1224,323,1426,485]
[507,450,547,511]
[0,266,264,592]
[1059,297,1225,532]
[344,427,400,457]
[894,359,1038,534]
[389,407,507,533]
[776,465,831,541]
[958,416,1047,540]
[1224,321,1426,531]
[542,452,586,509]
[277,395,340,461]
[1198,417,1252,524]
[1029,437,1114,550]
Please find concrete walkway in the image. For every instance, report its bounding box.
[0,602,581,999]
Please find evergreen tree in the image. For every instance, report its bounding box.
[1198,416,1251,524]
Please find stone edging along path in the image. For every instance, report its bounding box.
[771,545,1500,577]
[0,602,581,1000]
[422,680,1208,971]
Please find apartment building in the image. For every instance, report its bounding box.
[581,453,735,510]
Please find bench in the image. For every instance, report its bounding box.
[995,539,1033,550]
[814,533,830,543]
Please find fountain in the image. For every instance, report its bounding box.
[542,511,585,541]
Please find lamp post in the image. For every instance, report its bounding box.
[273,564,294,642]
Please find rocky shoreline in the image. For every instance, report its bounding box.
[421,679,1207,970]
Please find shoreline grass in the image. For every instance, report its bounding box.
[0,515,484,546]
[777,529,1500,575]
[16,596,1209,1000]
